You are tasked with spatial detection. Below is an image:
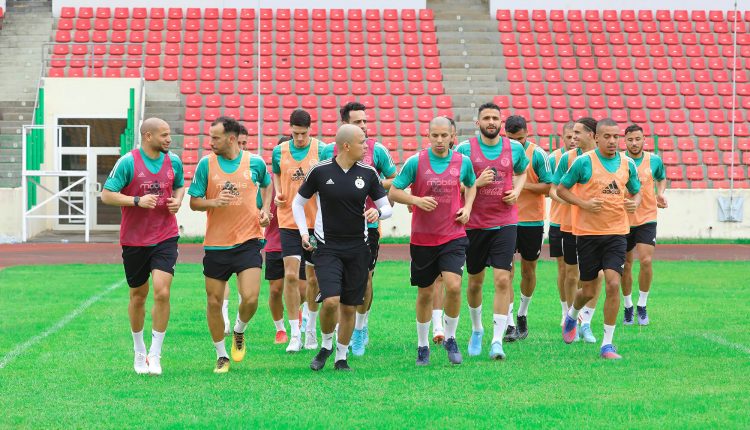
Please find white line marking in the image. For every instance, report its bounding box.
[699,333,750,355]
[0,279,126,369]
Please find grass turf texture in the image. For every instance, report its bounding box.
[178,236,750,245]
[1,261,748,428]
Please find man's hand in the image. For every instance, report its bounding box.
[274,192,287,208]
[139,194,158,209]
[582,198,603,213]
[475,167,496,188]
[214,189,234,207]
[364,208,380,223]
[165,197,182,214]
[414,196,438,212]
[455,207,471,225]
[259,210,270,227]
[656,194,668,209]
[301,233,313,251]
[502,188,521,205]
[624,198,637,213]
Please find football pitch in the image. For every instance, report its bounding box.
[1,260,748,428]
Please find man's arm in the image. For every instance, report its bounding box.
[166,187,186,214]
[556,183,600,212]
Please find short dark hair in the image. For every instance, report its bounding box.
[576,117,597,134]
[504,115,527,134]
[477,102,502,117]
[562,121,576,132]
[624,124,644,135]
[289,109,311,128]
[596,118,619,133]
[277,135,292,144]
[211,116,242,137]
[238,124,248,136]
[340,102,367,123]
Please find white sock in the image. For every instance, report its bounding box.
[444,315,459,339]
[623,294,633,308]
[432,309,444,331]
[492,314,508,344]
[417,321,430,347]
[469,305,483,332]
[561,300,569,316]
[637,291,649,307]
[214,340,228,358]
[289,319,300,337]
[273,319,286,332]
[602,324,616,347]
[567,306,581,321]
[518,294,532,317]
[322,332,334,350]
[149,330,165,356]
[335,342,348,361]
[507,302,516,327]
[307,311,319,334]
[132,330,146,354]
[233,314,248,334]
[222,299,229,324]
[355,312,367,330]
[363,310,370,328]
[581,306,595,324]
[302,302,309,320]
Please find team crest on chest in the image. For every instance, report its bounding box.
[167,169,174,180]
[449,167,459,176]
[500,157,511,167]
[355,176,365,189]
[242,169,252,181]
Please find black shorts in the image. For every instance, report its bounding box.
[280,228,315,264]
[627,223,658,252]
[121,236,179,288]
[562,231,578,265]
[549,225,563,258]
[466,227,516,275]
[313,241,371,306]
[411,236,469,288]
[516,225,544,261]
[264,251,306,281]
[367,228,381,272]
[203,239,263,282]
[576,235,627,282]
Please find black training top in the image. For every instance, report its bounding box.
[298,158,387,244]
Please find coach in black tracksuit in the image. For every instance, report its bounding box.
[292,124,392,372]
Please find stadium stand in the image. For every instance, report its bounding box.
[16,6,750,189]
[46,7,450,180]
[495,8,749,188]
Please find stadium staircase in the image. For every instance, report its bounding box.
[0,1,53,188]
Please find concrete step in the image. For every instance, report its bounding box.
[0,101,35,108]
[0,178,21,188]
[0,153,23,163]
[438,31,499,44]
[441,56,501,69]
[0,126,24,135]
[439,44,502,56]
[1,112,31,121]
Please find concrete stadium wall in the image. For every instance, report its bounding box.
[489,0,740,13]
[52,1,428,17]
[172,188,750,239]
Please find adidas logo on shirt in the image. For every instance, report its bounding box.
[292,167,306,182]
[326,179,335,185]
[137,171,145,178]
[602,180,621,195]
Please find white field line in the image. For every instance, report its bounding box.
[699,333,750,355]
[0,279,126,369]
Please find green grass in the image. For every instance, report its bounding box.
[1,261,749,428]
[180,235,750,245]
